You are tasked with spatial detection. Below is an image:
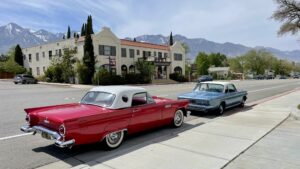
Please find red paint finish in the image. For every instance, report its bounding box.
[24,97,189,145]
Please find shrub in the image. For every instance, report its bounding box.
[169,73,188,82]
[93,68,125,85]
[124,73,150,84]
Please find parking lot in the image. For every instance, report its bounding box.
[0,79,300,169]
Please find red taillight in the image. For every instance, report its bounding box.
[25,114,30,124]
[59,124,66,136]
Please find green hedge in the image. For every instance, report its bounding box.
[169,73,188,82]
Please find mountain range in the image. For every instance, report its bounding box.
[0,23,299,62]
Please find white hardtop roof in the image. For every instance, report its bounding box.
[200,81,232,86]
[90,86,146,95]
[88,86,148,109]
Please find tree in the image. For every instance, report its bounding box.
[169,32,174,46]
[133,38,137,42]
[0,47,25,74]
[228,56,246,74]
[135,60,154,83]
[14,44,23,66]
[82,15,95,84]
[195,52,210,75]
[44,48,77,83]
[67,26,71,39]
[272,0,300,36]
[81,23,85,36]
[207,53,227,67]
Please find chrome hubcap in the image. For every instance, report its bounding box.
[174,110,183,126]
[108,132,121,144]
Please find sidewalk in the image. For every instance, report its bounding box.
[38,90,300,169]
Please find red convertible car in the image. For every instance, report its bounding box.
[21,86,189,149]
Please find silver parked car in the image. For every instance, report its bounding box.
[13,74,38,84]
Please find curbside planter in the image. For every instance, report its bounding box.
[291,104,300,120]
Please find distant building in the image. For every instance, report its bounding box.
[22,27,186,80]
[208,67,230,78]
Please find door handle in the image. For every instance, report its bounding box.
[133,108,140,113]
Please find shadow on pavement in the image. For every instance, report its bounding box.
[32,105,253,167]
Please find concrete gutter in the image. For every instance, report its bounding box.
[37,90,300,169]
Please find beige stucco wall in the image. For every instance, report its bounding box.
[170,41,186,74]
[22,27,186,79]
[23,38,77,76]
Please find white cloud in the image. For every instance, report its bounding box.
[0,0,299,50]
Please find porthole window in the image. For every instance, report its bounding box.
[122,95,128,103]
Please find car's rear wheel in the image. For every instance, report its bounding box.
[104,130,124,149]
[172,109,184,128]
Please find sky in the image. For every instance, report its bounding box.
[0,0,299,51]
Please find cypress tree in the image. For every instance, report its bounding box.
[82,15,95,84]
[14,44,23,66]
[73,32,76,38]
[169,32,173,46]
[67,26,71,39]
[133,38,137,42]
[89,15,94,34]
[81,23,85,36]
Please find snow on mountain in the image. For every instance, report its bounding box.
[0,22,299,62]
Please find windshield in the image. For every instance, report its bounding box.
[81,91,116,107]
[194,83,224,93]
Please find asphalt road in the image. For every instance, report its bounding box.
[0,79,300,169]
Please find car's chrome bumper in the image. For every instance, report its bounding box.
[20,125,75,148]
[187,104,217,112]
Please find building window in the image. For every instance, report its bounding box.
[55,49,58,56]
[164,53,168,58]
[36,53,39,61]
[49,51,52,60]
[23,55,26,60]
[29,68,32,73]
[43,66,46,72]
[174,66,182,75]
[29,54,32,62]
[99,45,116,56]
[137,50,140,55]
[129,49,135,58]
[59,49,62,57]
[121,48,127,57]
[148,51,151,57]
[57,43,59,46]
[154,51,157,56]
[158,52,162,59]
[121,65,127,76]
[174,53,183,61]
[129,65,135,74]
[42,52,45,58]
[37,67,40,76]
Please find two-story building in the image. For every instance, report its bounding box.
[22,27,186,81]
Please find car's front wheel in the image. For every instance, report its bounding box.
[217,103,225,116]
[240,98,246,108]
[104,130,124,149]
[172,109,184,128]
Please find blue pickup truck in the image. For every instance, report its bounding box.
[178,81,247,115]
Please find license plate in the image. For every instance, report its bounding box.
[41,132,52,140]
